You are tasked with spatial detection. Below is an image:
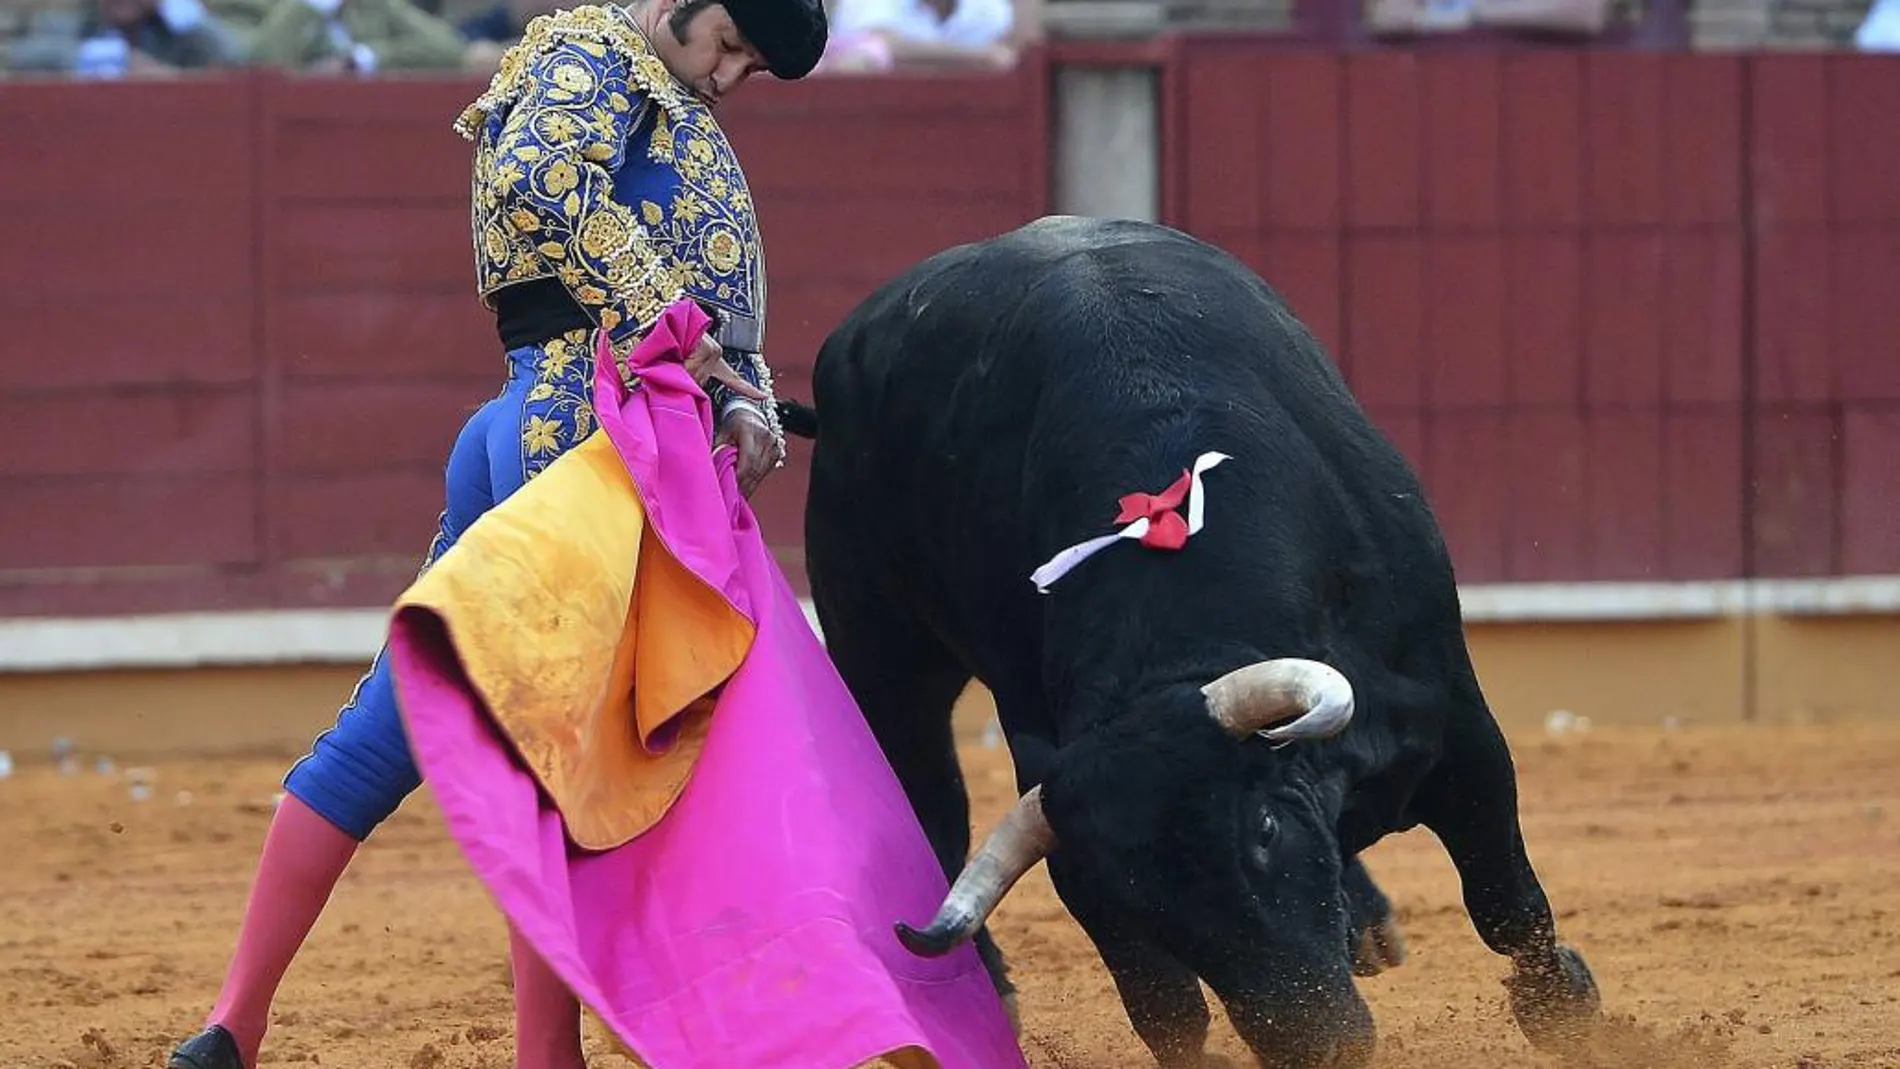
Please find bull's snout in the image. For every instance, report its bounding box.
[1226,983,1375,1069]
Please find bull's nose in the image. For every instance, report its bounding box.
[1158,1053,1239,1069]
[1326,1033,1375,1069]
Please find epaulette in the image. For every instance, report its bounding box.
[453,4,691,142]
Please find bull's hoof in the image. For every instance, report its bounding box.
[168,1025,245,1069]
[1503,944,1603,1056]
[1350,916,1408,977]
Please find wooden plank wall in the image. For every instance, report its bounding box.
[0,65,1051,616]
[1165,46,1900,587]
[1748,56,1900,578]
[0,81,266,614]
[0,51,1894,620]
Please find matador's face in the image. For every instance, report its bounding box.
[653,0,769,107]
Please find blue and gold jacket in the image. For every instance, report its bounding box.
[455,4,782,454]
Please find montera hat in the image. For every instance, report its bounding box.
[723,0,828,79]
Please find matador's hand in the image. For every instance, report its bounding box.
[716,407,777,499]
[685,333,767,401]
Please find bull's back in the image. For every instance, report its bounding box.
[806,217,1448,645]
[812,216,1394,507]
[812,216,1348,450]
[812,217,1173,402]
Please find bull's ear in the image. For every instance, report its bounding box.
[1202,658,1355,742]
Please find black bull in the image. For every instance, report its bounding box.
[774,216,1603,1068]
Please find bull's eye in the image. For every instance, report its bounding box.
[1248,814,1279,868]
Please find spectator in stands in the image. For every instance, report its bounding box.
[6,0,246,76]
[1857,0,1900,47]
[455,0,563,71]
[201,0,284,57]
[245,0,466,72]
[816,0,1034,72]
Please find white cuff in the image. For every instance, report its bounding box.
[350,42,379,72]
[721,397,770,426]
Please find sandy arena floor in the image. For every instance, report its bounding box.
[4,720,1898,1069]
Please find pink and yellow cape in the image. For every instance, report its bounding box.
[385,301,1026,1069]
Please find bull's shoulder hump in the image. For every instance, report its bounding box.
[884,218,1213,292]
[1008,214,1188,248]
[859,216,1254,334]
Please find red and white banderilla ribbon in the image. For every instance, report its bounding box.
[1031,451,1231,594]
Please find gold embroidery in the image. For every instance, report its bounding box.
[460,7,671,339]
[634,105,766,332]
[457,3,767,352]
[703,227,741,275]
[454,5,672,141]
[518,328,599,484]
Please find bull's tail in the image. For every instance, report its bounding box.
[775,398,819,440]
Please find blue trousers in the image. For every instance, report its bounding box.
[283,328,599,841]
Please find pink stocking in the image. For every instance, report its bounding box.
[206,794,359,1066]
[510,924,586,1069]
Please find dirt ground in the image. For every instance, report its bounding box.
[5,720,1898,1069]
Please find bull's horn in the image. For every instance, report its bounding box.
[895,785,1057,957]
[1202,658,1355,743]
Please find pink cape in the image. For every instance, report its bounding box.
[387,302,1027,1069]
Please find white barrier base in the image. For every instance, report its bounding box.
[3,578,1899,673]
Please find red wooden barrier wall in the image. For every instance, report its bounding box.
[1749,56,1900,578]
[0,80,267,615]
[0,66,1050,616]
[1170,47,1744,585]
[0,51,1894,621]
[1164,46,1900,588]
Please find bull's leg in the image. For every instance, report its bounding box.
[1340,855,1406,977]
[803,461,1023,1021]
[809,596,1019,1020]
[1414,709,1602,1055]
[838,648,997,966]
[1047,853,1219,1069]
